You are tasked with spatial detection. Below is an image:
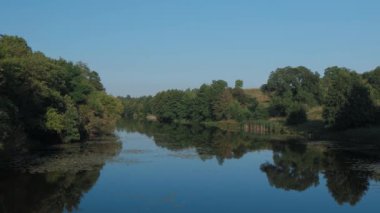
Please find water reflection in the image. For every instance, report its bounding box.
[0,170,100,213]
[118,119,380,206]
[0,139,121,213]
[1,120,379,212]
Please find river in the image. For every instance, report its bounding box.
[0,120,379,213]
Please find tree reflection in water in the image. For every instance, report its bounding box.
[0,139,121,213]
[118,119,380,206]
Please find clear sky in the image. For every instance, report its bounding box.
[1,0,379,96]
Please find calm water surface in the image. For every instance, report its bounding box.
[1,120,379,213]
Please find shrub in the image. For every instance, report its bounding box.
[268,97,291,117]
[286,106,307,125]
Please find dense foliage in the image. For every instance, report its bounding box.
[0,35,123,144]
[262,66,321,117]
[259,66,380,129]
[120,80,258,123]
[363,67,380,100]
[121,65,380,131]
[286,106,307,125]
[322,67,376,129]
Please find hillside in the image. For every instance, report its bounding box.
[244,88,270,107]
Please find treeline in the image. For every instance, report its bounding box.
[263,66,380,129]
[0,35,123,145]
[121,66,380,131]
[119,80,262,123]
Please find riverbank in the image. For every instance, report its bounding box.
[132,112,380,144]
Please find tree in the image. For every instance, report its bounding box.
[227,100,251,122]
[0,35,31,58]
[333,83,375,129]
[263,66,321,116]
[268,95,292,117]
[151,90,188,122]
[362,67,380,99]
[45,96,81,143]
[0,35,122,144]
[213,89,234,120]
[322,67,375,129]
[286,105,307,125]
[120,95,153,119]
[235,79,243,89]
[123,79,258,123]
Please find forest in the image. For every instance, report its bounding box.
[120,66,380,132]
[0,35,123,150]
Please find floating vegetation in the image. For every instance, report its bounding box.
[1,139,122,173]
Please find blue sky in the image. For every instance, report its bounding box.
[1,0,379,96]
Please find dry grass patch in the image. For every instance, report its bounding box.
[307,106,323,121]
[244,88,270,106]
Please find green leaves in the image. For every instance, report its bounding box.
[0,35,31,58]
[286,105,307,125]
[263,66,321,117]
[363,67,380,99]
[123,80,258,123]
[45,96,81,143]
[80,91,123,138]
[0,35,121,143]
[45,108,65,134]
[322,67,376,130]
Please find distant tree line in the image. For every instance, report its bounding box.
[119,80,262,123]
[0,35,123,145]
[122,66,380,131]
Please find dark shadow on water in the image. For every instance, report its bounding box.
[0,138,122,213]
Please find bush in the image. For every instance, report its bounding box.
[268,97,291,117]
[252,106,269,120]
[286,106,307,125]
[333,83,375,129]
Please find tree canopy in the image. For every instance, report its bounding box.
[259,66,320,126]
[120,80,258,123]
[0,35,122,145]
[322,67,376,129]
[263,66,321,105]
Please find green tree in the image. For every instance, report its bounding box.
[45,108,65,134]
[235,79,243,89]
[286,105,307,125]
[123,79,258,123]
[333,83,375,129]
[0,35,122,144]
[322,67,375,129]
[362,67,380,100]
[213,89,234,120]
[0,35,31,58]
[151,90,188,122]
[263,66,320,116]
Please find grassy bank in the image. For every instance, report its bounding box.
[206,105,380,143]
[286,106,380,143]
